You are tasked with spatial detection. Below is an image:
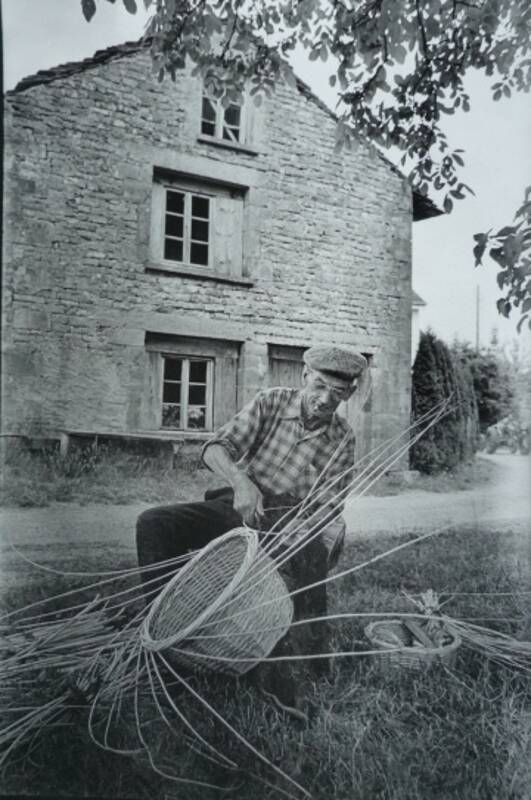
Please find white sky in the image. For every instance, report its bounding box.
[3,0,530,350]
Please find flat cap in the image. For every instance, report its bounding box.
[303,345,367,383]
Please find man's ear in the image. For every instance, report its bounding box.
[343,380,358,401]
[301,366,310,387]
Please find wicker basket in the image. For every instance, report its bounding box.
[140,528,293,676]
[365,619,461,671]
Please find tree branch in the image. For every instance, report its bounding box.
[415,0,429,58]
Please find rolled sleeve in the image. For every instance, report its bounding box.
[201,391,266,467]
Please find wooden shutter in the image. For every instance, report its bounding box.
[268,345,306,388]
[213,193,244,278]
[213,354,239,427]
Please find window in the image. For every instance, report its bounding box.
[163,189,210,267]
[201,93,243,143]
[150,171,247,280]
[161,356,213,431]
[146,333,240,431]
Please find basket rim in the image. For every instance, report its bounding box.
[364,618,461,657]
[140,527,259,652]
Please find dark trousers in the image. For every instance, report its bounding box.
[136,490,243,596]
[136,490,331,689]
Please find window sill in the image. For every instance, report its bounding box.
[145,430,214,442]
[146,262,254,287]
[197,134,260,157]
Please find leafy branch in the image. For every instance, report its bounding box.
[80,0,531,329]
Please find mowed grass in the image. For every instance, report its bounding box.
[1,524,530,799]
[0,442,498,508]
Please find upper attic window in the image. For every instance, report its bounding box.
[201,92,243,143]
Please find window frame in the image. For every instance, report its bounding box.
[200,91,246,145]
[157,181,215,271]
[160,354,214,432]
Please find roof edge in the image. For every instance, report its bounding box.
[7,38,150,95]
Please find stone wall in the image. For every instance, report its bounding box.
[2,47,413,457]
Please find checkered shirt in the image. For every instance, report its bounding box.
[202,388,355,561]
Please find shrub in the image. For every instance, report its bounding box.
[452,341,517,432]
[411,331,479,474]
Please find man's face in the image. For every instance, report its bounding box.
[301,368,356,421]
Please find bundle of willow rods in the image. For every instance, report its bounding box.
[2,398,528,796]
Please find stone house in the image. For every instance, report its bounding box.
[2,41,439,461]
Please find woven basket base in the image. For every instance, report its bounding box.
[365,619,461,672]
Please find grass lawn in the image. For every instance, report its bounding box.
[0,442,500,508]
[1,523,529,799]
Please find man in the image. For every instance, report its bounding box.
[136,344,367,685]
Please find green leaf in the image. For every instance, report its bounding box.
[81,0,97,22]
[394,44,407,64]
[123,0,137,13]
[496,225,517,237]
[489,247,505,267]
[473,243,486,266]
[443,196,453,214]
[496,271,506,289]
[522,297,531,313]
[496,298,506,315]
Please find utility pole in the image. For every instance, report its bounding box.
[475,285,480,352]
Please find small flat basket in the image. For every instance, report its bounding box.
[365,618,461,671]
[140,528,293,676]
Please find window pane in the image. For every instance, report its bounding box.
[190,242,209,266]
[191,218,209,242]
[187,407,206,429]
[162,405,181,429]
[202,96,217,123]
[188,384,206,405]
[201,121,216,136]
[224,104,241,128]
[189,361,207,382]
[164,359,182,380]
[191,195,209,219]
[163,383,181,403]
[222,125,239,142]
[166,191,184,214]
[164,239,183,262]
[165,214,183,238]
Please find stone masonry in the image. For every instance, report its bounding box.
[2,43,419,457]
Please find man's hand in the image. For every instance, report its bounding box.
[233,473,264,527]
[202,443,264,526]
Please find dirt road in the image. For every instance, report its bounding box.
[1,454,529,591]
[344,452,530,538]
